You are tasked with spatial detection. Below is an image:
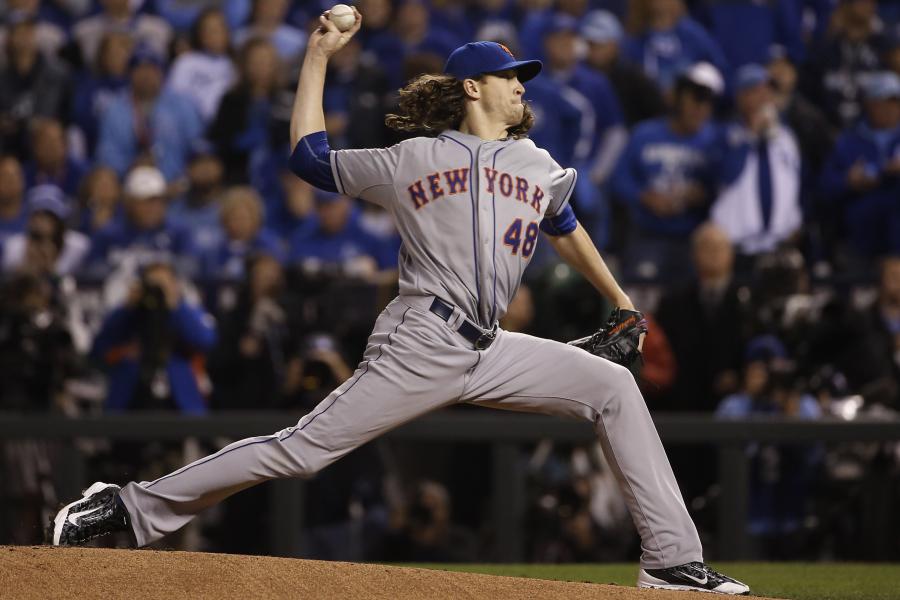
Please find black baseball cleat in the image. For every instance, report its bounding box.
[49,482,133,546]
[638,561,750,595]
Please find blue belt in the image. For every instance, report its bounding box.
[429,297,497,350]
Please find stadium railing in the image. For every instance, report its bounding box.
[1,411,898,561]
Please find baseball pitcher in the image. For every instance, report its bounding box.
[51,7,748,595]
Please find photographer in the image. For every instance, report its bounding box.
[90,260,216,413]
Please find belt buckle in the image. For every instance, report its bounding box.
[474,324,498,350]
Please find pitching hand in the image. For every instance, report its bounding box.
[308,7,362,59]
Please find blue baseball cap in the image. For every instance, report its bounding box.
[735,64,771,92]
[444,41,542,82]
[543,14,578,38]
[26,184,69,220]
[862,72,900,100]
[745,335,788,363]
[129,43,165,70]
[581,10,624,44]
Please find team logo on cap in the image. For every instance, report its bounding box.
[497,43,515,58]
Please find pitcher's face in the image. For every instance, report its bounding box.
[477,70,526,128]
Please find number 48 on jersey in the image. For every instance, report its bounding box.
[503,219,539,258]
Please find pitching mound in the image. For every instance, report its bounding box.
[2,546,766,599]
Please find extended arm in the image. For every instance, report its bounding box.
[546,223,634,310]
[289,7,361,148]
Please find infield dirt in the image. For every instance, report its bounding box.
[1,546,779,599]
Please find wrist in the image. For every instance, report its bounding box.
[303,48,330,67]
[613,294,634,310]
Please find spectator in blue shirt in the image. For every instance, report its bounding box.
[365,0,462,90]
[167,144,227,258]
[712,65,803,258]
[803,0,886,126]
[154,0,250,33]
[541,14,627,248]
[95,44,204,182]
[520,74,585,169]
[200,185,284,283]
[234,0,307,67]
[289,191,396,282]
[75,166,124,236]
[581,10,666,128]
[622,0,728,93]
[91,259,216,413]
[356,0,399,64]
[69,31,132,158]
[87,166,195,278]
[0,155,27,247]
[691,0,805,69]
[612,62,724,281]
[820,72,900,259]
[23,118,87,200]
[542,14,627,176]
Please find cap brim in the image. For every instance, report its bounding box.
[488,59,542,82]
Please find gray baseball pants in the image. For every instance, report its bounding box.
[119,295,702,568]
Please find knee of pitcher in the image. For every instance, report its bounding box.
[589,363,641,412]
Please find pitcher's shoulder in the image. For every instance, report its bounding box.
[514,138,566,171]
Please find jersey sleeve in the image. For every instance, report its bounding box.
[545,162,578,218]
[330,145,401,207]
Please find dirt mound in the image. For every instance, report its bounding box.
[1,546,761,599]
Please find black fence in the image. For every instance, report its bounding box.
[2,411,899,560]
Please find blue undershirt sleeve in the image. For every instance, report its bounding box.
[540,204,578,236]
[288,131,338,192]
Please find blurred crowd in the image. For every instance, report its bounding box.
[1,0,900,561]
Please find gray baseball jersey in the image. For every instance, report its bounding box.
[118,129,703,569]
[330,130,575,325]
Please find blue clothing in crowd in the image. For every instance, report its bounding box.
[551,64,624,163]
[91,301,217,414]
[288,211,396,271]
[200,229,285,282]
[820,121,900,256]
[70,74,129,156]
[693,0,805,69]
[154,0,250,31]
[0,210,27,249]
[612,117,720,236]
[87,220,196,271]
[366,27,462,90]
[716,390,823,536]
[717,391,821,419]
[96,89,204,181]
[167,199,223,257]
[524,75,585,167]
[623,16,728,91]
[23,157,88,200]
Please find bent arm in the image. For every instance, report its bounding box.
[289,8,361,148]
[546,222,634,310]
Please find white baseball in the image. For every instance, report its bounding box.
[329,4,355,32]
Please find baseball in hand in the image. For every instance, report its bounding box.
[329,4,355,32]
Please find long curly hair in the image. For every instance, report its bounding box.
[385,74,535,138]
